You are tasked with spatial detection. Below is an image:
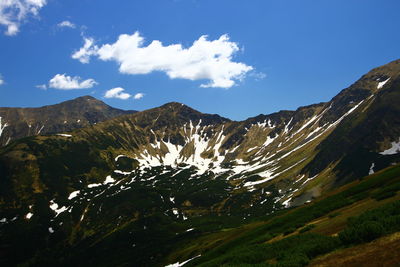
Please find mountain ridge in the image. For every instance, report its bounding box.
[0,59,399,266]
[0,95,137,146]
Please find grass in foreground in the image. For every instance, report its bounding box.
[162,164,400,267]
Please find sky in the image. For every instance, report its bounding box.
[0,0,399,120]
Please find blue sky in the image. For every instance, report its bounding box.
[0,0,399,120]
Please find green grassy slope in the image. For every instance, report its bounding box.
[161,163,400,267]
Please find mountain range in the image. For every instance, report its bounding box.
[0,59,399,266]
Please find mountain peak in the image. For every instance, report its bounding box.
[74,95,97,101]
[0,95,137,146]
[160,101,189,110]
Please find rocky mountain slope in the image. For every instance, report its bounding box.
[0,59,399,266]
[0,95,136,146]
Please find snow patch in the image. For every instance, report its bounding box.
[57,134,72,137]
[246,146,257,153]
[306,126,324,139]
[37,125,45,134]
[243,170,276,187]
[114,170,132,175]
[164,255,201,267]
[0,117,8,138]
[88,183,102,188]
[282,197,292,208]
[380,138,400,155]
[301,174,318,186]
[104,175,115,184]
[50,200,68,216]
[136,121,229,175]
[115,154,127,161]
[369,163,375,175]
[172,208,179,216]
[284,118,293,134]
[377,77,390,89]
[68,190,80,200]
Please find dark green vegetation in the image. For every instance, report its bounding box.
[0,59,399,266]
[182,164,400,267]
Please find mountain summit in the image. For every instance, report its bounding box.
[0,95,137,146]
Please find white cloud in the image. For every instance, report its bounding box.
[72,32,253,88]
[48,74,97,90]
[0,74,4,85]
[134,93,144,100]
[249,71,267,81]
[71,37,99,64]
[104,87,131,100]
[0,0,47,36]
[57,20,75,29]
[36,84,47,89]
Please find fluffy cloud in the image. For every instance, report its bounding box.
[48,74,97,90]
[104,87,131,100]
[57,20,75,29]
[0,0,47,36]
[72,32,253,88]
[72,37,99,64]
[0,74,4,85]
[134,93,144,100]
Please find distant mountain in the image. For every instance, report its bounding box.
[0,95,137,146]
[0,59,399,266]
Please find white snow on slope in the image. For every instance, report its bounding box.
[243,158,307,188]
[301,174,318,186]
[377,77,390,89]
[165,255,201,267]
[380,138,400,155]
[50,200,68,216]
[68,190,80,200]
[0,117,8,138]
[37,125,45,134]
[255,119,275,128]
[115,155,127,161]
[243,169,276,187]
[136,121,229,174]
[279,100,365,161]
[262,135,277,148]
[284,118,293,134]
[114,170,132,175]
[88,183,102,188]
[120,100,367,189]
[306,126,324,139]
[293,115,318,136]
[57,134,72,137]
[369,163,375,175]
[104,175,116,184]
[246,146,258,153]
